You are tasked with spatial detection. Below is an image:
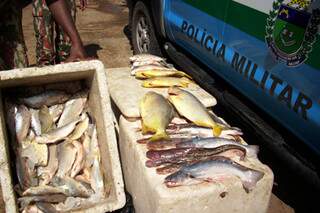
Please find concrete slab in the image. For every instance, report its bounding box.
[118,116,274,213]
[0,61,125,212]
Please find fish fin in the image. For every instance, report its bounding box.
[246,145,259,158]
[213,125,223,136]
[242,170,264,193]
[179,71,192,79]
[141,122,149,134]
[149,132,170,142]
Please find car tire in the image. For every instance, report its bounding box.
[132,1,162,56]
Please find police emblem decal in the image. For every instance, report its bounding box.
[266,0,320,66]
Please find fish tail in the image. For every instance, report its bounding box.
[149,131,170,142]
[242,170,264,193]
[212,125,223,136]
[182,72,193,79]
[246,145,259,158]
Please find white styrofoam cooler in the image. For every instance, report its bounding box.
[0,60,125,212]
[118,116,274,213]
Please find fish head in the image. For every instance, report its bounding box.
[135,71,147,79]
[141,81,154,88]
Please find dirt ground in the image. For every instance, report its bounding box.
[0,0,294,212]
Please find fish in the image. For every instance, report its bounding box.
[16,156,38,190]
[34,117,82,144]
[15,105,31,143]
[39,106,54,133]
[145,145,246,167]
[130,54,165,63]
[146,138,190,150]
[48,104,64,123]
[139,92,175,141]
[54,197,86,212]
[57,90,88,127]
[141,77,193,88]
[68,114,89,140]
[22,185,67,196]
[146,148,193,160]
[164,156,264,192]
[176,137,259,158]
[70,140,85,178]
[167,123,243,138]
[168,87,222,136]
[156,164,183,175]
[21,204,43,213]
[147,145,246,161]
[131,62,173,75]
[56,141,77,177]
[18,90,70,108]
[18,194,67,210]
[51,176,93,198]
[90,155,105,198]
[30,109,41,136]
[36,202,58,213]
[135,69,192,79]
[37,144,58,185]
[20,140,48,167]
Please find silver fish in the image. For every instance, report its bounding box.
[51,176,93,198]
[164,156,264,192]
[70,140,85,178]
[15,105,31,143]
[19,90,71,108]
[90,156,105,198]
[16,156,38,190]
[56,141,77,177]
[130,54,165,63]
[18,194,67,211]
[36,202,58,213]
[49,104,64,123]
[34,117,82,144]
[37,144,58,185]
[22,185,67,196]
[30,109,41,136]
[21,204,43,213]
[176,137,259,158]
[57,90,88,127]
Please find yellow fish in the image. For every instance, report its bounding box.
[141,77,193,88]
[168,87,222,136]
[139,92,175,141]
[135,69,192,79]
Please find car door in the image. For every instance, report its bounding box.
[164,0,320,155]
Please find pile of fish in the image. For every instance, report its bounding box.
[4,81,106,212]
[132,57,265,192]
[130,54,194,88]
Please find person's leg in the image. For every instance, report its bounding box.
[55,0,76,63]
[0,1,28,70]
[32,0,55,66]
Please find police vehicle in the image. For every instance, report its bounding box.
[126,0,320,189]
